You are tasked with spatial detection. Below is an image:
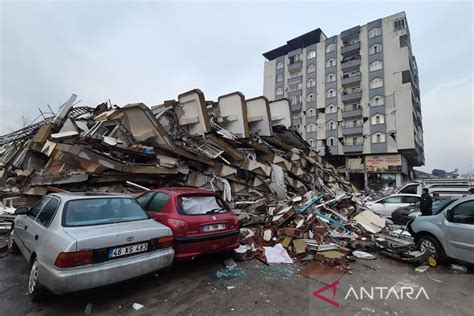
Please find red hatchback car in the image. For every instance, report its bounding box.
[136,187,239,261]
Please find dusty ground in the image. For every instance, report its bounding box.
[0,249,472,316]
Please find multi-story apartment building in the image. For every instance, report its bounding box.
[262,11,424,190]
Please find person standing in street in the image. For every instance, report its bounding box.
[420,188,433,216]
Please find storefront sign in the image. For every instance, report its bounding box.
[366,154,402,173]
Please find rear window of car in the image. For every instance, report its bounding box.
[178,195,228,215]
[63,198,149,227]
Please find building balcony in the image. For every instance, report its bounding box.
[289,71,302,78]
[341,74,361,86]
[341,59,361,71]
[341,90,362,103]
[287,84,302,92]
[342,108,362,118]
[343,144,363,153]
[342,126,363,135]
[288,62,302,72]
[341,42,360,55]
[290,102,302,112]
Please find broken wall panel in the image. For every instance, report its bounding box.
[217,92,250,139]
[176,89,212,136]
[269,99,292,128]
[246,96,273,137]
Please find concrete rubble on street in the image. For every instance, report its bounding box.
[0,91,434,278]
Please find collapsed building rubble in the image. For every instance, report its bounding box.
[0,90,357,202]
[0,91,422,273]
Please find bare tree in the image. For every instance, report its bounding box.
[19,116,31,127]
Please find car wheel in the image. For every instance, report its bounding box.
[417,235,446,262]
[7,230,20,254]
[28,258,49,302]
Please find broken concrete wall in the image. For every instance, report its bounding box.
[246,96,273,137]
[217,92,249,139]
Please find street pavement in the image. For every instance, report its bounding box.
[0,251,472,315]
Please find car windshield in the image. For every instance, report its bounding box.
[63,198,149,227]
[432,198,458,215]
[179,195,228,215]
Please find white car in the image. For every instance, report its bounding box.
[365,194,421,218]
[8,193,174,301]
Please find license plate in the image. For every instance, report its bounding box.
[202,223,226,232]
[109,242,148,258]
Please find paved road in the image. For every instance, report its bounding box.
[0,250,472,315]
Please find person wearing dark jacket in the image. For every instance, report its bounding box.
[420,188,433,216]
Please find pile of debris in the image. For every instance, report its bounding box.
[1,90,420,271]
[233,190,426,281]
[0,90,357,205]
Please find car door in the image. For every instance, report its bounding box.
[30,197,61,260]
[444,200,474,262]
[17,197,50,254]
[145,192,171,223]
[371,196,403,217]
[402,196,420,207]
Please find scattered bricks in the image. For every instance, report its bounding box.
[292,239,307,255]
[277,228,303,239]
[272,206,295,226]
[313,225,328,235]
[281,236,293,248]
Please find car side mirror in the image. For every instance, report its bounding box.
[14,207,29,215]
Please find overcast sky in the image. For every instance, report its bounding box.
[1,0,472,173]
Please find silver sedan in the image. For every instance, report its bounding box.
[8,192,174,301]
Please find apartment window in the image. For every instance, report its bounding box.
[394,18,406,30]
[370,96,384,106]
[371,114,385,125]
[308,139,314,146]
[352,120,358,127]
[276,87,283,96]
[368,27,382,38]
[292,113,301,120]
[276,61,284,69]
[307,79,316,88]
[328,138,335,146]
[369,60,383,72]
[326,43,336,53]
[307,108,316,117]
[352,103,360,110]
[372,133,386,143]
[307,123,316,132]
[276,74,283,82]
[307,50,316,59]
[306,93,315,102]
[307,64,316,73]
[326,89,336,98]
[327,104,336,113]
[352,137,358,145]
[369,44,382,55]
[370,78,383,89]
[399,34,408,47]
[326,58,336,68]
[288,54,302,65]
[326,73,336,83]
[290,95,301,105]
[327,121,336,130]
